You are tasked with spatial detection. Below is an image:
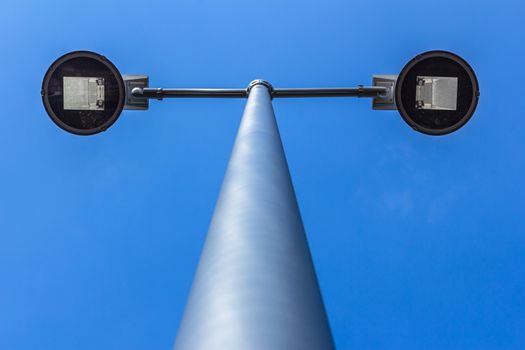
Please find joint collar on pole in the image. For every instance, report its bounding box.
[246,79,274,97]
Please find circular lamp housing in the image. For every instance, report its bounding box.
[395,51,479,135]
[41,51,125,135]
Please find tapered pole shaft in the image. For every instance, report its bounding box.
[173,82,335,350]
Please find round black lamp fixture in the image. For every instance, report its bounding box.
[41,51,125,135]
[395,50,480,135]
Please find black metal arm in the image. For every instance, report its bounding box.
[131,86,388,100]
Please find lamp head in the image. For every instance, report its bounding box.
[41,51,125,135]
[395,50,480,135]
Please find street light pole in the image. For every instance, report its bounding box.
[173,81,335,350]
[41,50,479,349]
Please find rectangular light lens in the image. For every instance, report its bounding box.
[415,76,458,110]
[63,77,105,111]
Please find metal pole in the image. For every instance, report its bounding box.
[173,81,336,350]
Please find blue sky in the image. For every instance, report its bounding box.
[1,1,524,349]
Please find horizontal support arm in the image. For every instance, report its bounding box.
[132,88,247,99]
[272,86,388,98]
[131,86,389,100]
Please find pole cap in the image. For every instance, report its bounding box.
[247,79,274,95]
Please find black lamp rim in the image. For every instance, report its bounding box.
[41,50,125,135]
[395,50,480,136]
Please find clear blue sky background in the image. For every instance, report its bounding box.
[1,1,524,349]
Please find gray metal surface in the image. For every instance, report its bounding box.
[372,74,397,110]
[63,77,105,110]
[123,75,149,110]
[415,76,458,110]
[173,82,335,350]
